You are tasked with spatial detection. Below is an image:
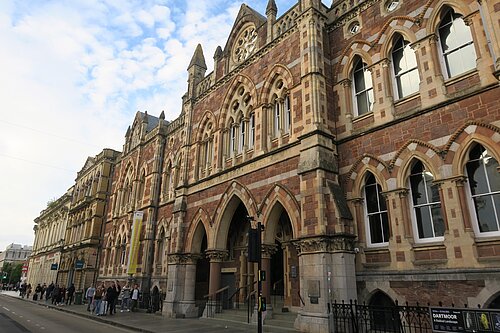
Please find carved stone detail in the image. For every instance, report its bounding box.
[261,244,278,258]
[293,235,356,255]
[205,249,228,262]
[167,253,202,265]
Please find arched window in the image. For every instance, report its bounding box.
[230,122,236,157]
[156,229,165,265]
[364,173,389,246]
[284,95,291,134]
[163,162,172,200]
[466,144,500,235]
[409,161,445,242]
[274,97,281,137]
[249,113,255,149]
[138,170,146,205]
[115,237,121,266]
[352,56,374,116]
[391,35,419,99]
[369,291,397,331]
[438,8,477,78]
[238,117,245,153]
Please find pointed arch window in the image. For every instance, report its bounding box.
[238,118,245,153]
[438,8,477,78]
[249,113,255,149]
[466,144,500,235]
[120,237,127,266]
[284,95,291,134]
[352,56,374,116]
[156,229,165,265]
[391,35,419,99]
[409,161,445,242]
[230,123,236,157]
[364,173,390,246]
[164,162,172,200]
[273,98,281,137]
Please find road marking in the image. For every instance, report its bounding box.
[35,324,40,327]
[27,319,31,322]
[41,327,46,330]
[12,312,16,315]
[2,307,9,311]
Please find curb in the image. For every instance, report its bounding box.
[2,293,157,333]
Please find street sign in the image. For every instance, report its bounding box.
[431,307,500,332]
[75,260,84,269]
[50,263,58,270]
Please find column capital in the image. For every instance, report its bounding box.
[293,235,356,255]
[205,249,228,262]
[261,243,278,258]
[167,253,202,265]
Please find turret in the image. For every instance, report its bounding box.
[266,0,277,43]
[187,44,207,99]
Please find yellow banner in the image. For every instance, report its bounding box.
[127,211,144,275]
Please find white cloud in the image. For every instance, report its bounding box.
[0,0,298,251]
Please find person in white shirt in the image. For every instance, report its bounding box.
[131,284,140,312]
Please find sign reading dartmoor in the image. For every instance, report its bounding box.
[431,308,465,332]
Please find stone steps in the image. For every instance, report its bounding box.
[205,308,298,332]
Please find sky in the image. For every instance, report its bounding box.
[0,0,307,252]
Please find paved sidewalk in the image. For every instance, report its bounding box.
[0,290,293,332]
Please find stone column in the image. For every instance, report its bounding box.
[203,249,227,317]
[294,235,356,333]
[261,244,277,308]
[164,253,201,318]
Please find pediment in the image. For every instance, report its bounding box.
[78,157,96,175]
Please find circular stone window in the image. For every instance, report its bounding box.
[233,25,258,64]
[385,0,400,12]
[348,21,360,34]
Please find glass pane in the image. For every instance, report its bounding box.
[431,204,445,237]
[367,88,374,112]
[378,185,387,211]
[439,19,454,53]
[403,44,417,70]
[445,49,464,77]
[461,43,476,72]
[467,159,489,195]
[364,68,373,89]
[453,16,473,44]
[398,69,419,98]
[354,67,366,92]
[357,92,369,115]
[393,46,404,75]
[369,214,384,244]
[381,212,390,242]
[410,173,426,205]
[366,183,379,213]
[429,183,441,203]
[474,195,500,232]
[485,155,500,192]
[415,206,434,238]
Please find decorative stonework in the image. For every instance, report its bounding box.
[293,235,356,255]
[205,249,228,262]
[233,25,258,64]
[261,243,278,258]
[167,253,202,265]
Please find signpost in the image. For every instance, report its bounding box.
[248,216,265,333]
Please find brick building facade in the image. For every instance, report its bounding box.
[29,0,499,332]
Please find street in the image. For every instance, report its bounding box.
[0,294,135,333]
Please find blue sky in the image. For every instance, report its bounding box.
[0,0,304,251]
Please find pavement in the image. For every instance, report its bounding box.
[0,290,294,332]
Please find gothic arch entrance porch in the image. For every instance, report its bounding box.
[265,202,300,313]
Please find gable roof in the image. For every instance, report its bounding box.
[223,4,266,54]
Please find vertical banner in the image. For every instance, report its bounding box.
[127,211,144,275]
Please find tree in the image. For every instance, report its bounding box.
[1,262,23,284]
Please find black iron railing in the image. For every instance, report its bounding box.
[331,300,432,333]
[204,286,229,318]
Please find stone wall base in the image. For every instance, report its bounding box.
[294,311,331,333]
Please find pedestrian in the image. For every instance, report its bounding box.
[106,282,118,315]
[119,284,131,312]
[130,284,139,312]
[41,283,46,299]
[26,284,32,299]
[34,283,42,301]
[46,282,54,302]
[52,284,60,305]
[59,286,66,305]
[66,283,75,305]
[94,283,105,316]
[85,284,96,312]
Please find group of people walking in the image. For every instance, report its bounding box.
[84,282,140,316]
[18,282,76,305]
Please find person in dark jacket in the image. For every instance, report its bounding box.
[66,283,75,305]
[106,282,118,315]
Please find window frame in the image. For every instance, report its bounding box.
[363,173,390,247]
[408,161,445,243]
[391,35,420,100]
[465,144,500,237]
[437,8,477,79]
[352,56,374,117]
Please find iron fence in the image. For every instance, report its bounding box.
[331,300,432,333]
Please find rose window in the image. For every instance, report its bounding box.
[234,26,258,63]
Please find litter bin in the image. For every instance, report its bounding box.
[74,291,83,305]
